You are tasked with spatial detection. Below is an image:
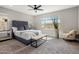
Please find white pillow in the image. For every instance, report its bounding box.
[12,27,17,32]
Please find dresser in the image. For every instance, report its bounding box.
[0,30,12,41]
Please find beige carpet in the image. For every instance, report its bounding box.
[0,39,26,54]
[0,38,79,54]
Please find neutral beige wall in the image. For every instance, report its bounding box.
[33,6,78,37]
[0,7,34,29]
[34,7,78,33]
[0,6,78,37]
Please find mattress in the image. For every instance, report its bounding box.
[14,31,31,40]
[14,30,42,40]
[24,30,42,35]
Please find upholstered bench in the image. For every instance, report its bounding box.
[31,34,47,48]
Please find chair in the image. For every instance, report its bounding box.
[63,30,76,40]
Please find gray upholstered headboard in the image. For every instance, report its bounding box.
[12,20,29,30]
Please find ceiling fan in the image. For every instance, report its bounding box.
[28,5,43,13]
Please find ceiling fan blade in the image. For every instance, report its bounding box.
[37,9,43,11]
[28,5,34,8]
[37,5,41,9]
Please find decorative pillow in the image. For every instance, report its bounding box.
[12,27,17,32]
[18,27,24,30]
[24,25,28,30]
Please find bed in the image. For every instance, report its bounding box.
[12,20,42,45]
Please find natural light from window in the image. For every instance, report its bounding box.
[41,16,59,30]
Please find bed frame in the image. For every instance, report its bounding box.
[12,20,32,45]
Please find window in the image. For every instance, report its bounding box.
[41,16,59,29]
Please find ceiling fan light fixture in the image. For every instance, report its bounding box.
[28,5,43,13]
[35,10,37,13]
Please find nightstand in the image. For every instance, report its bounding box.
[0,30,12,41]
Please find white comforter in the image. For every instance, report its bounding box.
[26,30,42,35]
[14,30,42,40]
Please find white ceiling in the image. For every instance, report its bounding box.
[0,5,77,15]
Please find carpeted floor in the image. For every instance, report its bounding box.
[0,38,79,54]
